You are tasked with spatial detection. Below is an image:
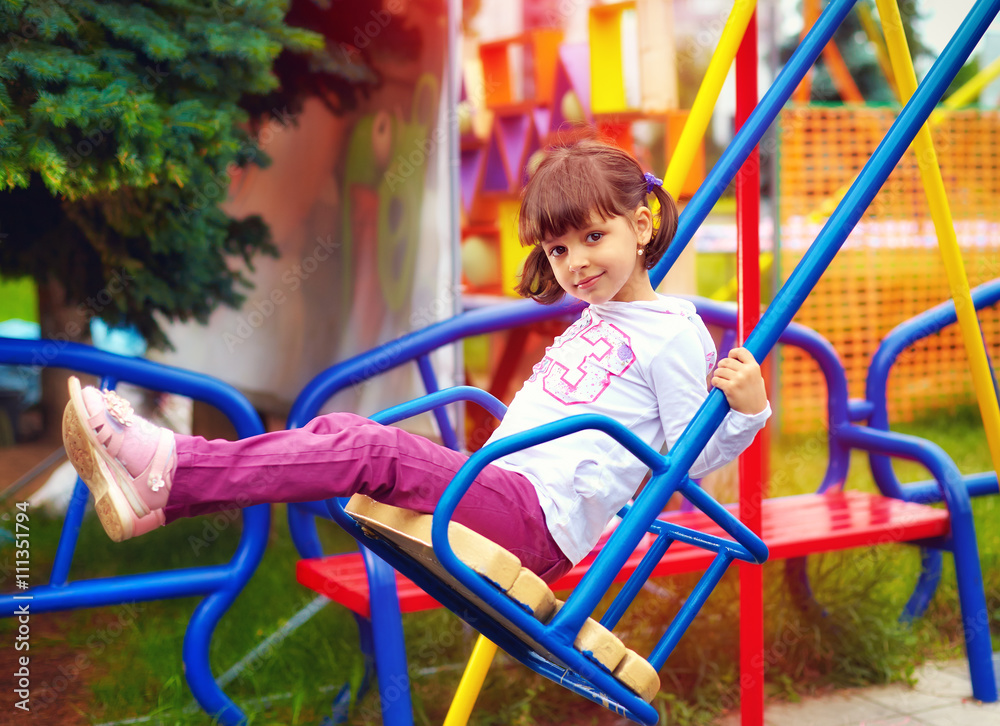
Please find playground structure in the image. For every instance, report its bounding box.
[2,0,1000,725]
[458,5,706,300]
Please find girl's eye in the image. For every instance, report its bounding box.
[586,232,603,243]
[548,245,566,257]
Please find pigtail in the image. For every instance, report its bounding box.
[516,244,565,304]
[642,184,679,270]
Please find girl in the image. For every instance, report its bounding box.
[63,138,769,584]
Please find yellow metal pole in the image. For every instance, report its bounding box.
[663,0,757,198]
[856,0,899,101]
[940,54,1000,111]
[875,0,1000,480]
[442,636,498,726]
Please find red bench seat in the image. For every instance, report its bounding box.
[297,490,950,618]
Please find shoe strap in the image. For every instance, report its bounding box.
[132,429,177,512]
[88,410,127,459]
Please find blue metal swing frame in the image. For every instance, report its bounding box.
[285,0,1000,721]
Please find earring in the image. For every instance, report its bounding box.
[637,248,644,256]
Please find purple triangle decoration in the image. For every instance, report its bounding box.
[518,122,541,190]
[481,127,510,193]
[460,147,484,212]
[532,107,551,139]
[560,43,591,112]
[497,114,530,186]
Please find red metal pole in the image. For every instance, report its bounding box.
[735,9,764,726]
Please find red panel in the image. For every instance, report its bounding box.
[296,492,951,619]
[296,557,441,618]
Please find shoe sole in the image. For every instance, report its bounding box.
[63,376,134,542]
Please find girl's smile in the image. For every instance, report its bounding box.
[541,208,657,304]
[575,272,604,290]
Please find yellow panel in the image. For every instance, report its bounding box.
[589,3,629,114]
[499,199,528,296]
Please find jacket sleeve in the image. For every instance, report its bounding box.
[648,324,770,479]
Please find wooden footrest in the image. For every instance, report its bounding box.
[344,494,661,702]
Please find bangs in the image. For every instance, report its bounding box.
[518,153,634,245]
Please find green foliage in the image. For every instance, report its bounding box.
[0,1,331,348]
[945,59,981,104]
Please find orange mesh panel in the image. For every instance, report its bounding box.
[776,107,1000,433]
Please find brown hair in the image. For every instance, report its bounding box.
[515,137,679,304]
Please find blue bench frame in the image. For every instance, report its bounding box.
[0,341,270,725]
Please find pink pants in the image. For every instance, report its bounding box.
[163,412,572,582]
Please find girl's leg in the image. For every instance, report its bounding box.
[165,411,572,580]
[64,380,571,581]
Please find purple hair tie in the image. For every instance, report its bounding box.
[644,172,662,194]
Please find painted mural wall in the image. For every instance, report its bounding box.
[153,1,459,423]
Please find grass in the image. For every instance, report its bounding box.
[1,407,997,725]
[0,276,38,324]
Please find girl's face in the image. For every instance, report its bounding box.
[540,206,656,304]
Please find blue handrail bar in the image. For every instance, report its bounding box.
[0,337,269,726]
[865,279,1000,502]
[415,353,460,450]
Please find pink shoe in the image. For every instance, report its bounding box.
[62,376,177,542]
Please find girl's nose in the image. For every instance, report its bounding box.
[567,249,588,272]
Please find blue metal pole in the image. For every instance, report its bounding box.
[902,548,944,623]
[363,548,415,726]
[416,354,459,451]
[185,591,249,725]
[48,479,90,587]
[600,534,673,630]
[0,566,233,613]
[649,553,733,669]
